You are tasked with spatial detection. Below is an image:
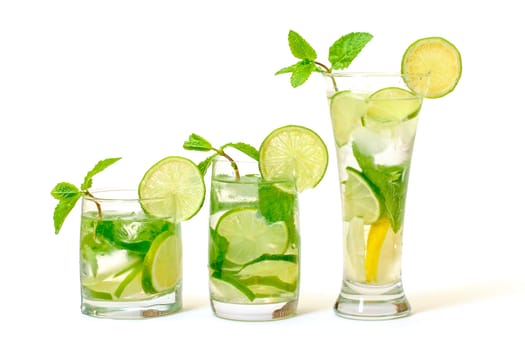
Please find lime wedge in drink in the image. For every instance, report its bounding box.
[401,36,462,98]
[142,231,182,294]
[259,125,328,192]
[216,208,288,265]
[210,275,255,302]
[344,217,366,283]
[366,87,422,124]
[116,270,144,299]
[247,284,295,298]
[82,282,115,300]
[238,258,298,298]
[329,91,367,146]
[239,259,297,285]
[82,255,143,300]
[343,167,382,224]
[139,156,205,221]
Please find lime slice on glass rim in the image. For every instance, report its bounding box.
[366,87,422,124]
[215,208,289,265]
[343,167,382,224]
[401,36,462,98]
[259,125,328,192]
[139,156,205,221]
[330,91,367,146]
[142,230,182,294]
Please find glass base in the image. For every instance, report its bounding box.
[81,287,182,319]
[334,281,410,320]
[211,299,298,321]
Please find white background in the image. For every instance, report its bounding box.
[1,0,524,348]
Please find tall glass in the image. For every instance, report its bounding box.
[208,159,300,321]
[323,72,428,319]
[80,189,182,319]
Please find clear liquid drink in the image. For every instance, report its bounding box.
[208,159,300,321]
[324,73,427,319]
[80,189,182,319]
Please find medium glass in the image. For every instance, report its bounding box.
[208,159,300,321]
[80,189,182,319]
[323,72,428,319]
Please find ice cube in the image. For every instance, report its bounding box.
[351,127,389,156]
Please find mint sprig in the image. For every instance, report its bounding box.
[352,144,408,233]
[276,30,373,88]
[183,133,259,179]
[51,157,121,234]
[81,157,122,191]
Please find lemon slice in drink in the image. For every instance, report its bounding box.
[401,37,462,98]
[216,208,288,265]
[139,156,205,221]
[259,125,328,192]
[330,91,367,146]
[366,87,422,124]
[142,231,182,294]
[365,217,390,283]
[343,167,382,224]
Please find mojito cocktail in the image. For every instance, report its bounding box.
[183,125,327,321]
[80,189,182,318]
[324,73,426,319]
[276,30,461,319]
[209,159,300,321]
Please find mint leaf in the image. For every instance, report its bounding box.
[275,64,297,75]
[53,194,81,234]
[290,60,317,87]
[95,221,148,253]
[223,142,259,161]
[52,157,120,235]
[51,182,80,200]
[198,154,218,176]
[184,133,252,180]
[242,254,298,267]
[258,183,298,245]
[183,133,213,152]
[209,227,229,273]
[81,157,122,191]
[258,184,295,223]
[329,32,373,70]
[288,30,317,60]
[352,143,409,232]
[96,218,172,254]
[277,30,373,89]
[276,60,322,87]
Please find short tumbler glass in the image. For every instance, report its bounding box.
[208,159,300,321]
[80,189,182,319]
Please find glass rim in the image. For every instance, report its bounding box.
[211,157,293,167]
[321,71,430,79]
[82,188,166,202]
[211,158,297,186]
[212,157,258,164]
